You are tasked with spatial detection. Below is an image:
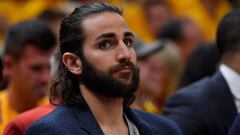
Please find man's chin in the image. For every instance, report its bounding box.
[112,76,132,86]
[113,73,133,83]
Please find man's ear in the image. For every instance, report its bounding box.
[3,55,14,76]
[62,52,82,75]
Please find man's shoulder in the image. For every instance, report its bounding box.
[25,105,79,135]
[25,116,61,135]
[168,72,228,103]
[178,77,212,95]
[30,104,72,123]
[131,109,176,123]
[129,108,182,135]
[170,73,223,101]
[163,74,222,119]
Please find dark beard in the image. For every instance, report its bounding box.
[80,56,140,99]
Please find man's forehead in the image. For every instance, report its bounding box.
[82,12,131,38]
[18,45,52,60]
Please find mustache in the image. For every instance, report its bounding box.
[108,61,137,74]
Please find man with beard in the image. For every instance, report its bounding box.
[25,3,182,135]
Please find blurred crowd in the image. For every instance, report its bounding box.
[0,0,237,44]
[0,0,239,135]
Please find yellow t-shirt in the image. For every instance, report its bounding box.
[167,0,231,43]
[0,90,48,134]
[143,100,161,114]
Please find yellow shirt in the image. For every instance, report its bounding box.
[0,0,66,24]
[0,0,66,47]
[0,90,48,134]
[143,100,161,114]
[167,0,231,43]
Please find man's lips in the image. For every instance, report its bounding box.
[118,68,131,73]
[116,66,132,73]
[109,65,135,81]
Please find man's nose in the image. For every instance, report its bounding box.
[116,41,131,62]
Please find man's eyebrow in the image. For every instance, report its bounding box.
[124,31,135,37]
[96,33,116,40]
[96,31,135,40]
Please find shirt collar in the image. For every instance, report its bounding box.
[220,64,240,99]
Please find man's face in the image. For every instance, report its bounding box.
[147,4,170,37]
[80,12,139,98]
[12,45,53,101]
[138,54,163,98]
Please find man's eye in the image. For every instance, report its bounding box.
[99,41,112,49]
[123,39,133,47]
[30,65,43,72]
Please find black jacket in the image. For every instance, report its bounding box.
[164,71,238,135]
[25,104,182,135]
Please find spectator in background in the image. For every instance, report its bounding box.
[144,0,172,39]
[153,42,182,112]
[180,44,220,88]
[0,20,56,134]
[164,8,240,135]
[132,39,164,114]
[0,9,65,91]
[133,39,182,114]
[159,19,202,64]
[2,10,65,131]
[25,3,182,135]
[4,103,55,135]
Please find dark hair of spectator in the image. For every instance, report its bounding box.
[50,3,125,107]
[158,19,191,42]
[216,8,240,56]
[180,44,220,88]
[4,20,57,60]
[158,20,183,41]
[38,9,66,23]
[144,0,167,12]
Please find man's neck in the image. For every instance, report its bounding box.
[80,84,129,135]
[7,84,39,113]
[221,52,240,75]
